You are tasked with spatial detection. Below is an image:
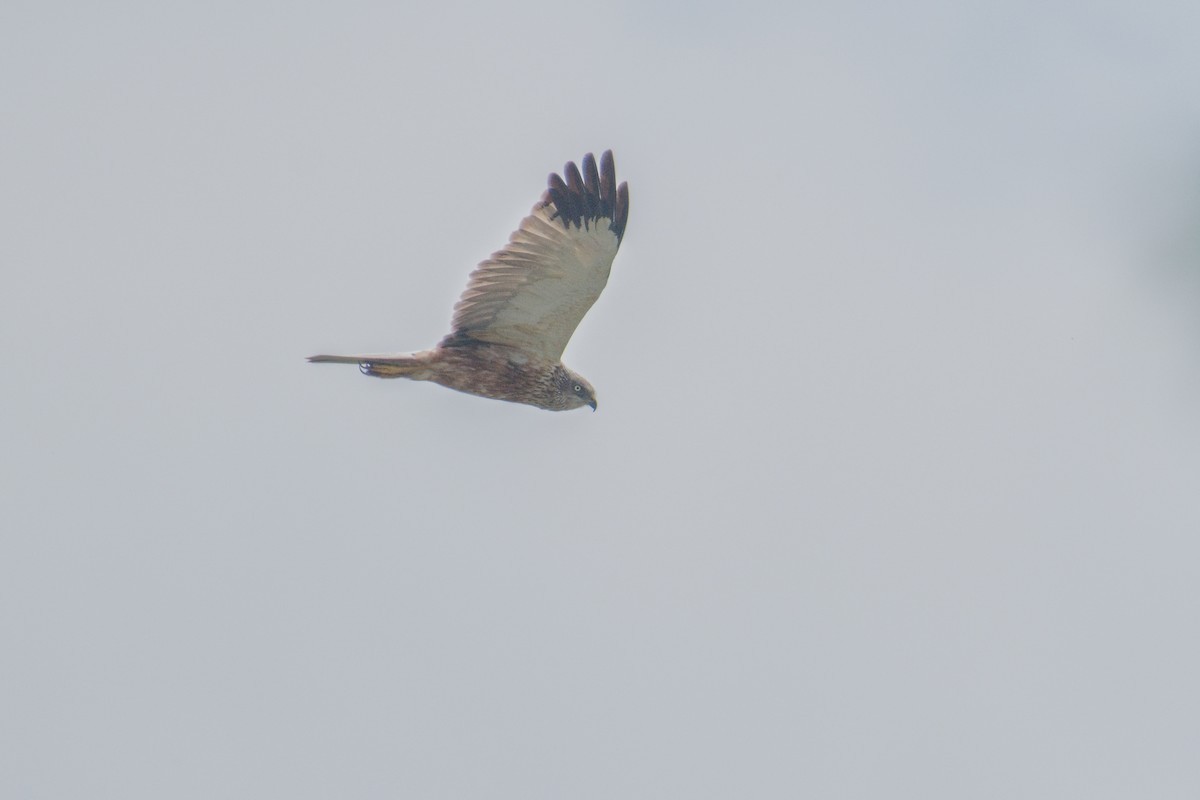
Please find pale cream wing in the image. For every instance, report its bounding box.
[444,151,629,361]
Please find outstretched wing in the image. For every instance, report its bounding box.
[442,151,630,361]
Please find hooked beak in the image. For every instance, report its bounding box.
[588,399,597,412]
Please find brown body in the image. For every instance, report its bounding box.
[311,341,594,411]
[309,150,628,412]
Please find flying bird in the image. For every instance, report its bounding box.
[309,150,630,412]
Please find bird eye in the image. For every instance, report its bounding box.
[574,384,583,393]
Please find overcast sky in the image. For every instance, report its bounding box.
[4,2,1200,798]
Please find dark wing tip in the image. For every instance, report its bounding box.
[582,153,600,198]
[599,150,616,216]
[613,181,629,241]
[545,172,571,225]
[563,160,587,228]
[544,150,628,243]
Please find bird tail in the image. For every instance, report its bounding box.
[307,353,428,379]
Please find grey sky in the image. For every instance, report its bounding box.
[3,2,1200,797]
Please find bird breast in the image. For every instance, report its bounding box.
[427,342,564,409]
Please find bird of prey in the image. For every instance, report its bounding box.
[309,150,629,412]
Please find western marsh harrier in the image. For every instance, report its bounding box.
[310,150,629,411]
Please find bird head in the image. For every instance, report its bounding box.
[556,368,598,411]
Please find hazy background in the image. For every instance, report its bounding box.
[4,2,1199,797]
